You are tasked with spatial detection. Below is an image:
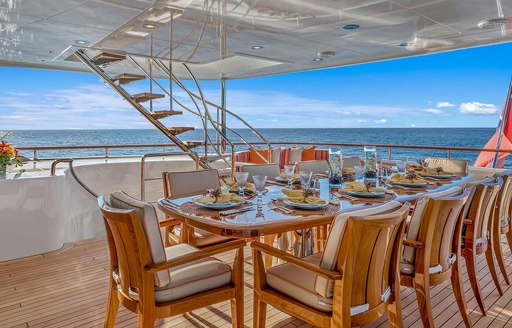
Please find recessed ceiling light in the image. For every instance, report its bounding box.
[342,24,360,30]
[477,18,508,29]
[142,23,158,29]
[312,58,323,62]
[251,45,264,50]
[317,51,336,58]
[75,40,89,45]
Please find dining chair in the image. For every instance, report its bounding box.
[400,186,471,327]
[342,156,363,169]
[491,170,512,285]
[162,169,234,248]
[461,176,503,315]
[424,157,469,176]
[252,201,410,328]
[296,160,330,175]
[240,163,280,180]
[99,191,245,328]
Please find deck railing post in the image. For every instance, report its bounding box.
[388,147,392,160]
[447,149,451,159]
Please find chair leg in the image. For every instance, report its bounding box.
[451,260,472,328]
[386,300,404,328]
[506,226,512,254]
[137,311,156,328]
[230,248,244,328]
[104,278,119,328]
[413,273,435,328]
[493,228,510,285]
[463,248,487,315]
[253,295,267,328]
[485,244,504,296]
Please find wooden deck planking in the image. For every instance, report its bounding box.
[0,238,512,327]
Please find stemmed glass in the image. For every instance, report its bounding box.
[253,175,267,206]
[284,164,295,189]
[299,171,313,191]
[234,172,249,197]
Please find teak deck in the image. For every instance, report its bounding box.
[1,238,512,328]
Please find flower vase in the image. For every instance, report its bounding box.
[0,165,6,180]
[363,146,377,185]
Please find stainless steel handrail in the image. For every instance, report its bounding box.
[50,159,98,198]
[140,152,197,201]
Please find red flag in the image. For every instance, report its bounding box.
[475,78,512,168]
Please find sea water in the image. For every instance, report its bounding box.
[4,128,508,167]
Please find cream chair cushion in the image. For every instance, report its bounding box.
[154,243,232,303]
[271,148,281,165]
[109,191,169,287]
[342,157,363,169]
[164,169,220,198]
[289,148,303,164]
[266,253,333,312]
[424,157,468,176]
[172,225,232,248]
[241,164,280,180]
[401,186,463,266]
[316,201,402,298]
[296,160,329,174]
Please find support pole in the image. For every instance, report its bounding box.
[221,78,227,153]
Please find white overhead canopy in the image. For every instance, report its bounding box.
[1,0,511,79]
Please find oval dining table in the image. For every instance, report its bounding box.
[158,174,474,257]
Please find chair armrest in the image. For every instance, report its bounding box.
[403,239,423,249]
[145,239,246,272]
[463,219,473,225]
[159,218,180,227]
[251,241,343,280]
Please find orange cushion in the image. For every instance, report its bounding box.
[248,148,269,164]
[301,146,316,161]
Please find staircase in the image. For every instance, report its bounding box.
[74,49,271,175]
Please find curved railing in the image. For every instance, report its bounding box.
[50,159,98,198]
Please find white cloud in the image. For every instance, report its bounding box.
[410,124,417,127]
[459,102,499,115]
[425,108,448,116]
[375,119,387,124]
[436,101,456,108]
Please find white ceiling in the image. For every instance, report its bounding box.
[0,0,511,79]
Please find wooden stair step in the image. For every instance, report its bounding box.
[149,110,182,120]
[182,141,205,148]
[168,127,194,135]
[92,51,126,66]
[132,92,165,103]
[112,73,145,85]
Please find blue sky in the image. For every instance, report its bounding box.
[1,42,511,130]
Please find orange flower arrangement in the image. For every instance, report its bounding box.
[0,134,22,169]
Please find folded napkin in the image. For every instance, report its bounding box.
[279,188,326,204]
[279,173,300,180]
[420,168,452,176]
[389,174,426,184]
[195,190,244,204]
[406,163,423,171]
[227,180,256,192]
[339,182,386,193]
[342,168,355,174]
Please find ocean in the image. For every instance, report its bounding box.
[4,128,508,167]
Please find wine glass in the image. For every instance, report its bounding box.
[396,160,406,173]
[234,172,249,197]
[252,175,267,205]
[354,165,364,181]
[299,171,313,190]
[284,164,295,188]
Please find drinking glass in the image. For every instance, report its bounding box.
[252,175,267,204]
[284,164,295,188]
[299,171,313,190]
[354,165,364,181]
[234,172,249,197]
[396,160,406,173]
[400,156,409,163]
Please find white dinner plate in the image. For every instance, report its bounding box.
[347,190,386,198]
[391,181,428,188]
[193,198,242,210]
[283,200,328,210]
[419,173,453,179]
[275,176,300,183]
